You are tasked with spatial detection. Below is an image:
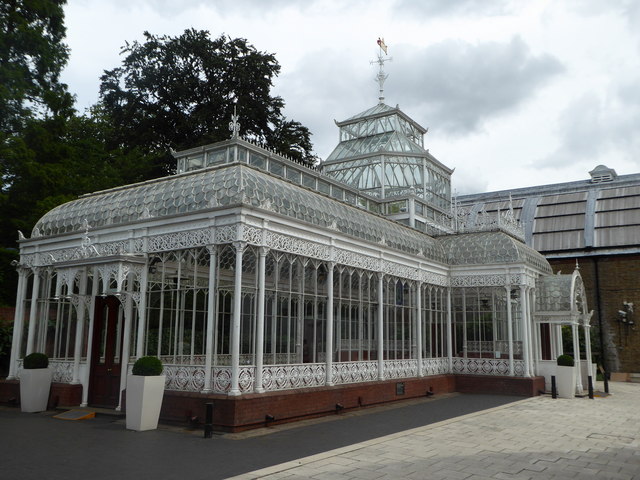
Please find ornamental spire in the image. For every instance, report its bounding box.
[371,37,392,104]
[229,104,240,138]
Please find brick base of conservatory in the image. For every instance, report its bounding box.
[143,374,543,432]
[1,375,544,431]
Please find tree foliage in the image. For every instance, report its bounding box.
[0,111,154,248]
[1,0,74,250]
[99,29,317,174]
[0,0,73,134]
[0,2,155,252]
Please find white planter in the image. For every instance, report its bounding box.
[555,365,576,399]
[126,375,166,431]
[20,368,53,413]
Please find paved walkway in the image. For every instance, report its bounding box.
[230,382,640,480]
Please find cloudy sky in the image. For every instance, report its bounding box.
[61,0,640,194]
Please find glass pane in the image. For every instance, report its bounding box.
[249,152,266,169]
[286,168,301,183]
[302,174,315,188]
[269,160,284,177]
[317,180,330,195]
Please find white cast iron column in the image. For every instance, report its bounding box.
[7,267,29,379]
[255,247,268,393]
[572,322,583,393]
[325,261,335,386]
[81,271,99,407]
[71,269,88,384]
[117,275,135,411]
[25,268,41,355]
[506,284,514,376]
[229,241,245,396]
[520,284,531,377]
[416,282,423,377]
[202,245,217,393]
[446,287,453,372]
[377,273,384,380]
[134,264,149,358]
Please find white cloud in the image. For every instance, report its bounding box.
[392,36,564,135]
[543,81,640,170]
[394,0,514,17]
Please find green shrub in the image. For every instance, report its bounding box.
[23,352,49,369]
[132,356,163,376]
[557,354,574,367]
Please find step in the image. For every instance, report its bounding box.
[53,409,96,421]
[55,405,125,419]
[630,373,640,383]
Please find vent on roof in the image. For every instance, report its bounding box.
[589,165,617,183]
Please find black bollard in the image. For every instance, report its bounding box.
[604,370,609,394]
[204,402,213,439]
[551,375,557,399]
[588,376,594,399]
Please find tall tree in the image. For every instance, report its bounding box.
[0,0,75,303]
[0,0,73,134]
[99,29,316,174]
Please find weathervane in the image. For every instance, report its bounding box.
[371,37,392,104]
[229,103,241,138]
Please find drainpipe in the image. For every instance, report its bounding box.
[593,257,608,393]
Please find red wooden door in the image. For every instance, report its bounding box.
[88,296,123,408]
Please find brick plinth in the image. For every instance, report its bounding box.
[455,375,545,397]
[0,379,82,409]
[156,374,541,432]
[155,375,454,432]
[0,379,19,405]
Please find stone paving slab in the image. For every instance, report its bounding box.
[230,382,640,480]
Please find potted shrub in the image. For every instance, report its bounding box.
[555,354,576,399]
[20,353,52,412]
[126,356,165,431]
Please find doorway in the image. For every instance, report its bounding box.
[88,296,124,408]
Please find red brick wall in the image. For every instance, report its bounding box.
[549,255,640,373]
[455,375,545,396]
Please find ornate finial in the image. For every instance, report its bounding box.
[575,259,580,271]
[17,230,25,240]
[79,219,98,258]
[229,104,240,138]
[371,37,392,104]
[140,207,153,219]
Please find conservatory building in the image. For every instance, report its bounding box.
[3,101,593,430]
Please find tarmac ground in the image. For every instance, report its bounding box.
[1,382,638,479]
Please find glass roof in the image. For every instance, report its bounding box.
[32,163,448,263]
[325,156,425,193]
[535,270,587,318]
[326,131,424,162]
[535,274,573,312]
[437,231,552,272]
[340,103,397,123]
